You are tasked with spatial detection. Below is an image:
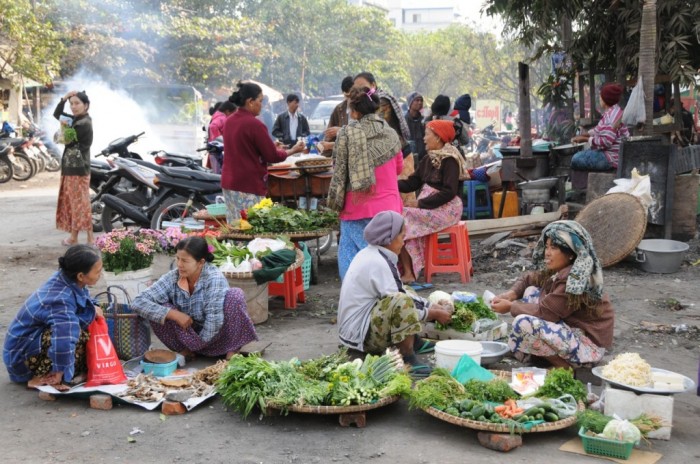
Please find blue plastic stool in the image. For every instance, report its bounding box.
[461,181,492,220]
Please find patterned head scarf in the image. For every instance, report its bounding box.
[376,89,411,141]
[532,220,604,302]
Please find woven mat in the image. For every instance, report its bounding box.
[219,229,332,241]
[574,193,647,267]
[266,395,399,415]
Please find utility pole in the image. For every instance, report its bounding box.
[300,46,307,112]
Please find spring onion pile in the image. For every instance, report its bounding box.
[217,349,411,418]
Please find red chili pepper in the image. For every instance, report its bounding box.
[240,209,248,220]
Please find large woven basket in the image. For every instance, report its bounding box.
[221,248,304,280]
[420,370,584,433]
[219,229,333,241]
[266,395,399,415]
[295,158,333,174]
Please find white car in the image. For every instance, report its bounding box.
[307,99,343,136]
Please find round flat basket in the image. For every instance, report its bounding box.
[193,209,226,221]
[220,229,332,241]
[266,395,399,415]
[419,370,583,433]
[295,158,333,174]
[221,248,304,280]
[574,193,647,267]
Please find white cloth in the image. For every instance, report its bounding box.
[337,245,428,351]
[288,111,299,141]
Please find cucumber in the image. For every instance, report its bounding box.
[517,415,531,423]
[544,412,559,422]
[477,415,487,422]
[459,399,475,412]
[521,406,542,417]
[535,413,544,420]
[470,406,486,418]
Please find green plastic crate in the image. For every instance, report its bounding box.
[579,427,635,460]
[275,243,312,290]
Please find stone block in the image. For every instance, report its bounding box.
[161,400,187,415]
[38,391,57,401]
[89,394,113,410]
[603,387,673,440]
[477,432,523,452]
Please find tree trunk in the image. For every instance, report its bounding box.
[638,0,657,134]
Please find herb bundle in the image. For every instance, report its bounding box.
[246,203,338,233]
[535,368,587,402]
[435,298,498,332]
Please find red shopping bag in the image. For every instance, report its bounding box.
[85,316,127,386]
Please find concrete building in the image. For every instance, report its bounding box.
[348,0,465,32]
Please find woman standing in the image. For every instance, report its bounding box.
[490,221,614,368]
[53,91,93,245]
[221,81,304,223]
[3,245,103,390]
[132,237,258,360]
[328,86,404,280]
[398,120,467,283]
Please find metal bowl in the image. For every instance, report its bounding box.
[479,341,509,366]
[517,177,559,190]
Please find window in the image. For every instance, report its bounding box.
[412,14,421,23]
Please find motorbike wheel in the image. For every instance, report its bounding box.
[305,232,333,256]
[33,152,46,173]
[11,152,36,181]
[45,155,61,172]
[101,191,149,232]
[90,189,104,233]
[150,196,205,230]
[0,157,14,183]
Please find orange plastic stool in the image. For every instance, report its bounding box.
[423,221,473,283]
[268,265,306,309]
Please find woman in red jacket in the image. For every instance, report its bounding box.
[221,81,304,223]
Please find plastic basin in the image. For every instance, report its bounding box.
[435,340,483,371]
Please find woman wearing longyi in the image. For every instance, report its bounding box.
[490,221,615,368]
[132,237,258,360]
[3,245,103,391]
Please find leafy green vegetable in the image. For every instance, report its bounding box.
[246,204,338,233]
[216,354,277,418]
[535,368,587,402]
[463,379,519,403]
[577,409,614,434]
[409,369,466,410]
[435,298,497,331]
[63,127,78,144]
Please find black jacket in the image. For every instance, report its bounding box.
[53,99,93,176]
[271,111,310,146]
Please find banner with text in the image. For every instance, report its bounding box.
[475,100,502,131]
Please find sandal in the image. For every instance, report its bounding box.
[414,336,435,354]
[406,282,434,291]
[408,364,433,379]
[61,238,76,246]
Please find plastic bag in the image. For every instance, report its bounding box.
[601,419,642,444]
[85,316,127,387]
[622,76,646,126]
[606,167,653,210]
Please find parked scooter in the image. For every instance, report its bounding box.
[0,142,15,183]
[473,123,500,154]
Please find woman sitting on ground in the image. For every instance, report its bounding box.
[3,245,103,391]
[337,211,453,375]
[398,119,467,283]
[490,221,614,368]
[133,236,258,360]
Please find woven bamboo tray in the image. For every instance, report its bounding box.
[220,248,303,280]
[265,395,400,428]
[420,370,584,433]
[219,229,333,241]
[193,209,226,221]
[295,158,333,174]
[574,193,647,268]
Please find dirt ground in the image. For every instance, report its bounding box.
[1,172,699,464]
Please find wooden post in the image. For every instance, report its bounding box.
[518,62,532,157]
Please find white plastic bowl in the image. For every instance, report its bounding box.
[435,340,483,371]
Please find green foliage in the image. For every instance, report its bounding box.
[435,298,497,332]
[246,204,338,233]
[463,378,519,403]
[535,368,587,402]
[409,368,466,410]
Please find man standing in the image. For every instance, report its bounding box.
[404,92,426,162]
[272,94,310,147]
[321,76,354,156]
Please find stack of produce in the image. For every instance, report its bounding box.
[411,368,586,432]
[434,297,498,332]
[216,349,412,418]
[577,409,664,438]
[234,198,338,234]
[601,352,653,387]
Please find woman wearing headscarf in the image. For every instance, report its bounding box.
[337,211,453,375]
[428,94,470,148]
[490,221,615,368]
[53,90,94,246]
[397,120,468,284]
[571,83,629,170]
[379,92,416,207]
[328,86,404,280]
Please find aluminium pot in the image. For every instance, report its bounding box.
[635,239,689,273]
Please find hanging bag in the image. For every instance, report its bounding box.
[622,76,646,126]
[94,285,151,360]
[85,315,127,386]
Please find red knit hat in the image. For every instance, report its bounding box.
[426,119,455,143]
[600,83,623,106]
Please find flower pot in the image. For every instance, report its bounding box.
[103,266,154,299]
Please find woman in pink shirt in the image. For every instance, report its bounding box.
[328,86,403,280]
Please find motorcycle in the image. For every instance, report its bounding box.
[100,160,221,231]
[473,123,500,154]
[0,142,15,183]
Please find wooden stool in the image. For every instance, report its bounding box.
[424,221,473,283]
[268,266,306,309]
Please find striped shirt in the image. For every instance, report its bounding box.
[588,104,629,168]
[132,263,229,343]
[3,271,96,383]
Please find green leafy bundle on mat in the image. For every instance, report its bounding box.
[535,368,587,402]
[435,298,497,332]
[246,203,338,233]
[463,378,519,403]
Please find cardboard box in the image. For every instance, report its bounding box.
[420,321,508,342]
[603,387,673,440]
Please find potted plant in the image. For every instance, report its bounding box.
[95,229,164,297]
